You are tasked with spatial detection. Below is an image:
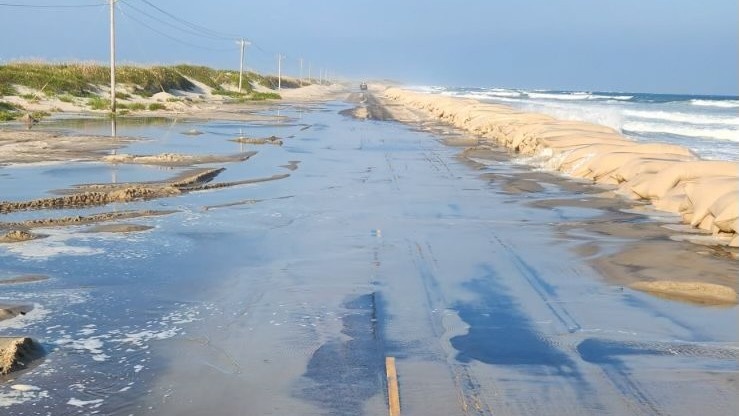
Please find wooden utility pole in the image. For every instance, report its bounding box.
[277,54,284,91]
[299,58,303,87]
[109,0,116,114]
[238,39,250,93]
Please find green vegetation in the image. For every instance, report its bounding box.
[88,96,110,110]
[249,91,281,101]
[128,102,147,111]
[0,62,284,112]
[0,101,21,121]
[0,62,196,97]
[148,103,167,111]
[30,110,50,120]
[58,94,75,103]
[0,83,17,96]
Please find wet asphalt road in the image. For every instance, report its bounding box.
[2,95,737,415]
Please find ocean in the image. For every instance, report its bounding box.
[412,86,739,162]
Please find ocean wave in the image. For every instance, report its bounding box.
[690,99,739,108]
[623,121,739,142]
[526,91,633,101]
[527,92,592,101]
[623,109,739,126]
[486,90,523,98]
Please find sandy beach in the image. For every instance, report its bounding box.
[0,83,737,415]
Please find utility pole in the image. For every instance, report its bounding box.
[109,0,116,114]
[299,58,303,87]
[277,54,284,91]
[308,62,312,84]
[238,39,250,93]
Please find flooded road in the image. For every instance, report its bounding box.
[1,99,737,415]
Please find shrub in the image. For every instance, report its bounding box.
[88,96,110,110]
[250,92,281,101]
[0,83,17,96]
[128,102,146,111]
[148,103,166,111]
[0,101,21,121]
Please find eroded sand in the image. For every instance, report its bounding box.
[630,281,737,305]
[0,130,133,165]
[0,337,43,376]
[102,151,256,166]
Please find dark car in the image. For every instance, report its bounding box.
[360,82,368,90]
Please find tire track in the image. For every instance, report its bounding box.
[405,239,496,416]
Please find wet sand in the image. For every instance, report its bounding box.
[0,86,737,415]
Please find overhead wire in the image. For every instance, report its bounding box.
[0,1,104,7]
[135,0,240,41]
[119,0,233,43]
[117,3,234,52]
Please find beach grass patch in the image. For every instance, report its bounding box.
[58,94,75,103]
[0,101,21,121]
[88,96,110,110]
[250,91,281,100]
[1,83,17,96]
[148,103,167,111]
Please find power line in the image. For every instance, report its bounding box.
[119,0,231,42]
[134,0,239,41]
[0,2,104,7]
[117,4,233,52]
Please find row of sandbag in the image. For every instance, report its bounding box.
[383,87,738,246]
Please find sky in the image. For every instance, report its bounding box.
[0,0,737,95]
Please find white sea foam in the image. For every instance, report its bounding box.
[9,385,40,392]
[486,89,523,98]
[623,109,739,126]
[0,229,104,259]
[527,92,592,101]
[690,99,739,108]
[67,398,104,408]
[55,335,110,362]
[0,387,49,407]
[622,122,739,142]
[0,302,50,330]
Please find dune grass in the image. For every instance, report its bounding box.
[0,101,21,121]
[0,62,285,113]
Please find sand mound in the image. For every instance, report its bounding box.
[84,224,154,233]
[0,337,44,375]
[383,87,739,246]
[630,281,738,305]
[0,230,41,243]
[230,136,283,145]
[0,275,49,285]
[102,152,256,166]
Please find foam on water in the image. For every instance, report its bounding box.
[424,85,739,161]
[0,228,104,259]
[622,122,739,142]
[690,99,739,108]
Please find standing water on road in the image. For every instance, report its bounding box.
[1,98,737,415]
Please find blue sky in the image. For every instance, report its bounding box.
[1,0,736,95]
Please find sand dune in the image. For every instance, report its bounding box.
[383,87,738,246]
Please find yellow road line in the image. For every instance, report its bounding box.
[386,356,401,416]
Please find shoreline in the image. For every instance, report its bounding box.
[362,86,738,305]
[377,86,739,248]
